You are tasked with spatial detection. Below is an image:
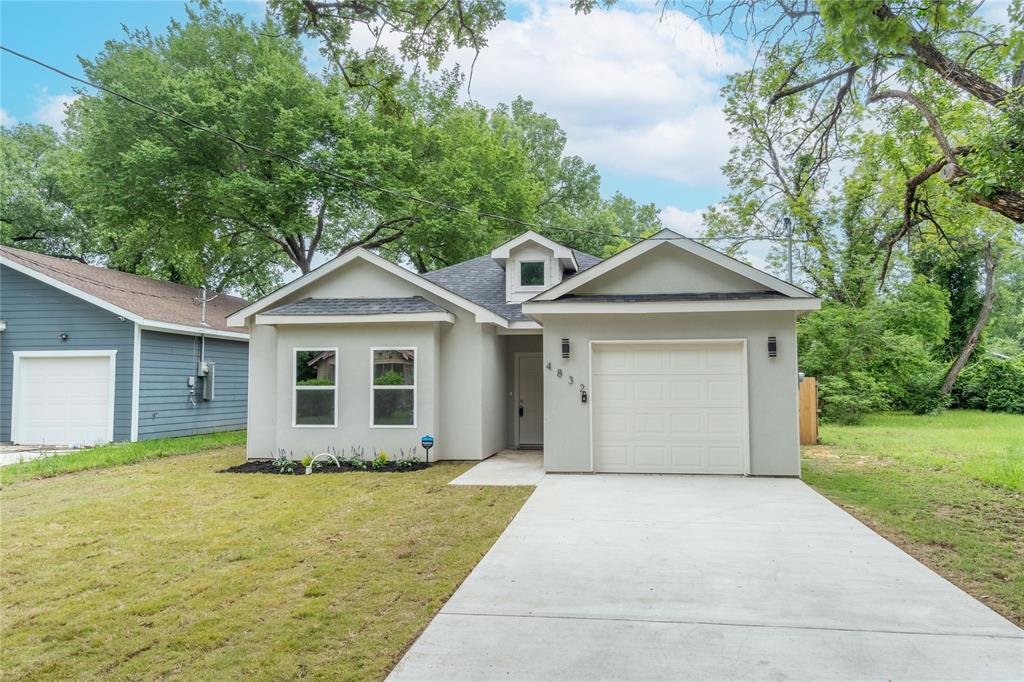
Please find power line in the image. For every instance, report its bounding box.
[1,44,801,246]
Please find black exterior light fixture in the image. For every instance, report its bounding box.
[57,333,69,342]
[768,336,778,358]
[561,337,570,359]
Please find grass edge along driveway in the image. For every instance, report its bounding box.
[1,447,532,681]
[802,410,1023,627]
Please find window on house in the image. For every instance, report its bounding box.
[372,348,415,426]
[520,261,545,286]
[294,349,336,426]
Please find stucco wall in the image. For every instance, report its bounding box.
[538,311,800,476]
[245,258,504,461]
[256,322,439,459]
[574,242,765,295]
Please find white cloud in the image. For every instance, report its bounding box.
[659,205,706,236]
[0,108,15,127]
[441,5,742,187]
[32,90,80,130]
[347,3,743,192]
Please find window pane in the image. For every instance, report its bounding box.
[296,350,335,386]
[520,261,544,286]
[373,349,414,385]
[296,389,335,425]
[373,388,414,426]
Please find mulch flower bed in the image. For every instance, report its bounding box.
[221,459,431,475]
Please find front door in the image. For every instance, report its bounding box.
[515,353,544,447]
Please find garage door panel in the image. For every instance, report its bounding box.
[594,377,628,401]
[670,446,703,467]
[634,446,667,467]
[668,380,701,401]
[15,354,114,446]
[634,412,666,434]
[632,380,664,401]
[592,342,748,475]
[707,379,741,402]
[669,412,702,434]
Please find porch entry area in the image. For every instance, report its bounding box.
[504,334,544,450]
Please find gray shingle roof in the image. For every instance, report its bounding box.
[264,296,449,316]
[422,249,603,321]
[557,292,788,303]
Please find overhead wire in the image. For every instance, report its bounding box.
[1,44,806,247]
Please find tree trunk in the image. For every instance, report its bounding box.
[940,242,997,395]
[969,189,1024,224]
[874,4,1007,105]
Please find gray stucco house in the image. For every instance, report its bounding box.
[229,229,820,475]
[0,246,249,446]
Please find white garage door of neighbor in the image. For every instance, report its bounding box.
[13,353,115,446]
[591,341,749,474]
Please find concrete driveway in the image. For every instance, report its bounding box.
[390,475,1023,681]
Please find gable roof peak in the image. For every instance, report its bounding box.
[489,231,578,271]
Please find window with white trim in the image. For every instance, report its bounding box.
[372,348,415,426]
[294,349,336,426]
[520,260,545,287]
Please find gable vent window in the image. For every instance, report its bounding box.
[293,348,337,427]
[520,261,545,287]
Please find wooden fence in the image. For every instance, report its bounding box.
[799,377,819,445]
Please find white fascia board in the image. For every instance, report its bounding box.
[255,312,455,325]
[138,322,249,340]
[490,230,578,270]
[496,320,542,335]
[522,298,822,316]
[530,237,813,302]
[3,256,248,340]
[226,248,508,328]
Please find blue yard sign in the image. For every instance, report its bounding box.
[421,435,434,462]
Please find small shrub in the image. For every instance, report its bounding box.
[952,356,1024,414]
[818,372,889,425]
[902,370,951,415]
[272,451,295,474]
[371,451,389,470]
[300,456,313,468]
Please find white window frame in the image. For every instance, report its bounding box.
[518,259,547,289]
[292,346,338,429]
[369,346,417,429]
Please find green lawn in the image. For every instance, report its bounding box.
[0,447,532,681]
[803,410,1024,626]
[0,430,247,485]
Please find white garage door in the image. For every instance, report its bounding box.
[592,341,748,474]
[13,353,115,446]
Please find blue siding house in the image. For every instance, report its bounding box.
[0,246,249,446]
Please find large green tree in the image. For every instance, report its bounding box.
[0,124,94,261]
[40,4,656,294]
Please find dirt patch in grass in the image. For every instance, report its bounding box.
[1,447,533,680]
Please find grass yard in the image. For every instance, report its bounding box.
[0,430,247,485]
[0,447,532,681]
[803,410,1024,626]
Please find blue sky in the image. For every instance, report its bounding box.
[1,0,741,233]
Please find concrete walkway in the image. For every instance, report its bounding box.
[0,445,74,467]
[448,450,544,486]
[390,475,1023,681]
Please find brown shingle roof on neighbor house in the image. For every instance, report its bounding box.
[0,245,248,334]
